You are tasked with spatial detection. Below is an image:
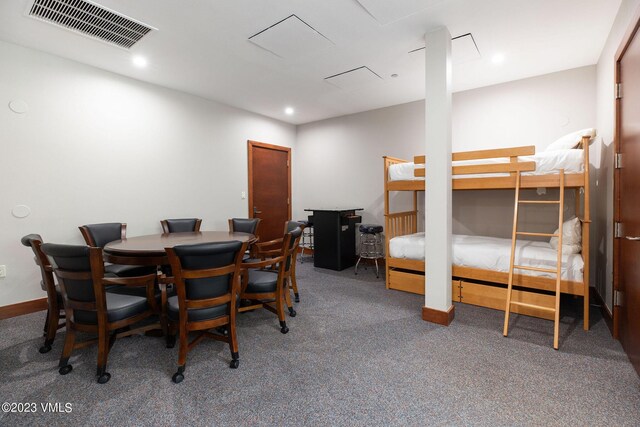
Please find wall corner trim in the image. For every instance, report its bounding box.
[422,304,455,326]
[591,286,614,336]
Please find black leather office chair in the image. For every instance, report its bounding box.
[79,223,154,277]
[165,240,247,383]
[253,221,304,303]
[228,218,261,259]
[21,234,65,353]
[228,218,260,235]
[285,221,303,303]
[160,218,202,234]
[41,243,159,384]
[239,227,302,334]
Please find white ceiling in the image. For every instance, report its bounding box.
[0,0,621,125]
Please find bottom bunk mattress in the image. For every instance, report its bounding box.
[389,233,583,281]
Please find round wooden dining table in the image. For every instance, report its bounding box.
[103,231,256,266]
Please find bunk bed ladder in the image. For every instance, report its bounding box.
[503,169,565,350]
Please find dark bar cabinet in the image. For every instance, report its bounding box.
[304,208,363,271]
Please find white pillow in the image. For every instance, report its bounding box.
[549,217,582,254]
[546,128,597,151]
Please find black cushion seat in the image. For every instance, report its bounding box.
[245,270,278,294]
[359,224,383,234]
[74,292,148,324]
[167,296,228,322]
[80,223,156,279]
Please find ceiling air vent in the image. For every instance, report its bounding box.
[27,0,156,49]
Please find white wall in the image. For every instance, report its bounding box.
[594,0,640,313]
[293,100,425,227]
[0,41,296,307]
[452,66,596,238]
[296,66,596,240]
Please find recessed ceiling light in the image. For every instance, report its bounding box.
[132,56,148,68]
[491,53,505,64]
[391,73,398,78]
[284,107,295,115]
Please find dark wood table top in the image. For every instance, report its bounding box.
[104,231,255,258]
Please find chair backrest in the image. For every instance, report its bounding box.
[79,223,126,248]
[166,241,246,319]
[284,220,303,234]
[283,227,302,272]
[41,243,104,324]
[21,234,54,293]
[161,218,202,234]
[228,218,261,235]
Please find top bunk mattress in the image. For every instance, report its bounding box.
[388,149,584,182]
[389,233,583,281]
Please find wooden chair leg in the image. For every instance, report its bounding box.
[42,309,50,335]
[58,326,76,375]
[166,321,177,349]
[40,308,59,354]
[284,279,296,318]
[291,263,300,302]
[172,324,188,383]
[228,321,239,369]
[277,285,289,334]
[160,286,169,338]
[96,328,111,384]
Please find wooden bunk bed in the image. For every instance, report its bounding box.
[383,136,591,330]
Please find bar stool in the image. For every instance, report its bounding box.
[299,216,314,263]
[355,224,384,278]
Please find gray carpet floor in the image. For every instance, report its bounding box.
[1,258,639,426]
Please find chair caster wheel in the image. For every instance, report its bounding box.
[97,372,111,384]
[288,308,297,317]
[229,359,239,369]
[280,326,289,334]
[172,372,184,383]
[59,364,73,375]
[294,294,300,303]
[39,344,52,354]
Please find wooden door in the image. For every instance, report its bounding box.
[614,9,640,377]
[248,141,291,242]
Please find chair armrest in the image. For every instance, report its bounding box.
[241,255,284,270]
[255,238,284,249]
[254,238,284,259]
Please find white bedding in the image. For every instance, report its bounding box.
[389,233,583,281]
[388,149,584,181]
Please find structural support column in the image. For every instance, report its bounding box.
[423,27,454,326]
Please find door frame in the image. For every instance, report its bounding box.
[613,5,640,339]
[247,140,292,221]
